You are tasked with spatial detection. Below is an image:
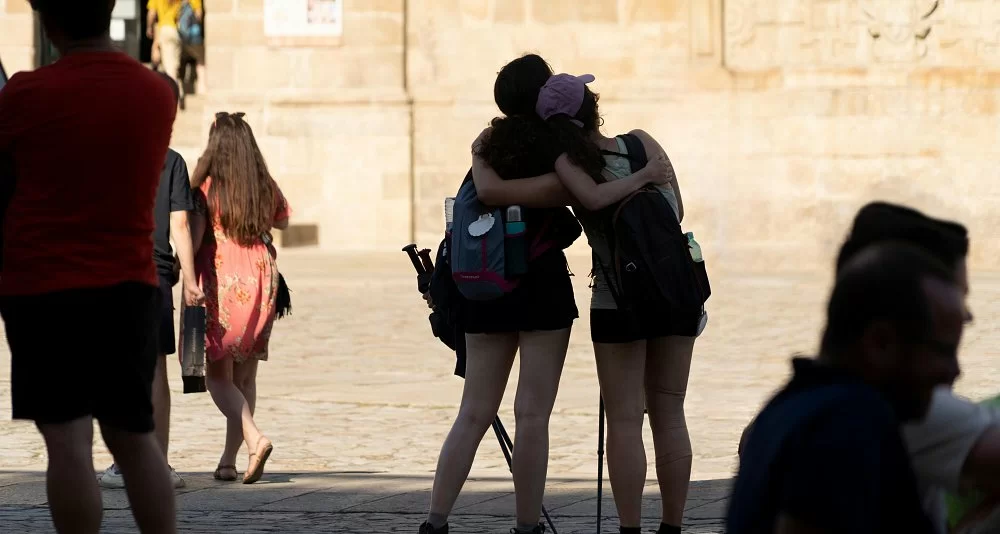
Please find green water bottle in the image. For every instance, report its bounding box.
[686,232,703,262]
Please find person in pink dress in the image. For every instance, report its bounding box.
[189,111,291,484]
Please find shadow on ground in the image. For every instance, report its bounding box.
[0,471,730,533]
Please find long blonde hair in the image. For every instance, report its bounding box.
[192,112,278,247]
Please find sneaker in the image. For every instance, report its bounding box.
[510,525,546,534]
[97,464,186,489]
[168,466,186,489]
[97,464,125,489]
[419,521,448,534]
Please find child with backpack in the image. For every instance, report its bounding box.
[537,73,709,534]
[420,55,671,534]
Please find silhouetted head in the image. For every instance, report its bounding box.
[821,241,964,421]
[494,54,554,117]
[30,0,115,52]
[837,201,971,323]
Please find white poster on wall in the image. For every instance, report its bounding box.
[264,0,343,38]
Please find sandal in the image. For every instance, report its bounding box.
[213,465,238,482]
[243,437,273,484]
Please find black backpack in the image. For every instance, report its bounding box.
[596,133,711,317]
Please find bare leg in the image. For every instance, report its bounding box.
[234,359,258,416]
[645,336,696,527]
[594,340,647,528]
[233,360,260,469]
[427,332,518,523]
[207,357,262,469]
[511,328,571,528]
[100,423,177,534]
[151,355,171,458]
[37,417,102,534]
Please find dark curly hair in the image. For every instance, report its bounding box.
[544,87,606,181]
[475,54,561,179]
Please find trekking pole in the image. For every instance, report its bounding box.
[492,417,513,467]
[597,396,606,534]
[492,417,558,534]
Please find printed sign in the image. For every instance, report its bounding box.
[264,0,343,39]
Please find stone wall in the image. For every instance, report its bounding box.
[3,0,1000,270]
[204,0,411,251]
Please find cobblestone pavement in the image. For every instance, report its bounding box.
[2,251,1000,532]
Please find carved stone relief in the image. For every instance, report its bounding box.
[723,0,1000,68]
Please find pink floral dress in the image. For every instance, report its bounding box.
[192,177,291,363]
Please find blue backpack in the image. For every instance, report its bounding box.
[449,171,569,301]
[178,2,203,45]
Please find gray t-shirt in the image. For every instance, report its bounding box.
[902,387,999,533]
[580,136,680,310]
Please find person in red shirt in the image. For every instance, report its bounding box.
[0,1,179,533]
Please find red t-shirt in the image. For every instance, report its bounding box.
[0,51,176,296]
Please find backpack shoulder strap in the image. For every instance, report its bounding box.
[618,133,648,174]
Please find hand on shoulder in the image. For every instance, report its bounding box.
[472,127,492,152]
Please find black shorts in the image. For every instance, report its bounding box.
[590,305,701,344]
[1,281,161,432]
[463,250,579,334]
[158,275,176,355]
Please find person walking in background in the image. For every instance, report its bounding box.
[147,0,202,110]
[728,242,964,533]
[0,1,178,532]
[99,72,205,491]
[189,112,290,484]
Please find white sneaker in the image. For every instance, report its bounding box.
[169,466,186,489]
[98,464,185,489]
[97,464,125,489]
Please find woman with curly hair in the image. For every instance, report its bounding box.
[189,112,291,484]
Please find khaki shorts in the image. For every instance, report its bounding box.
[158,25,182,81]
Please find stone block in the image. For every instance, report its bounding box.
[211,0,235,13]
[494,0,525,23]
[0,14,32,46]
[307,48,404,89]
[204,46,237,91]
[343,12,403,47]
[207,14,266,46]
[624,0,688,23]
[237,0,263,13]
[4,0,30,14]
[459,0,488,21]
[530,0,617,25]
[360,0,404,14]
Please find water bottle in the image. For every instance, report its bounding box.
[505,205,528,277]
[686,232,703,262]
[444,197,455,233]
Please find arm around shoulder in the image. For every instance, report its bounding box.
[630,129,683,221]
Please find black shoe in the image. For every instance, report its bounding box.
[509,524,545,534]
[419,521,448,534]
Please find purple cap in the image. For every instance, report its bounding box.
[535,73,596,125]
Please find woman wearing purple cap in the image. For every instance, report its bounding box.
[538,73,698,534]
[420,55,671,534]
